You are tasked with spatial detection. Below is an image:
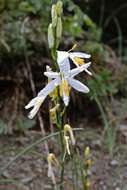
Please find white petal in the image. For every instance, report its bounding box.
[48,164,53,177]
[28,105,40,119]
[63,95,69,106]
[28,97,45,119]
[46,65,52,72]
[61,79,70,106]
[44,71,60,78]
[85,69,92,76]
[38,78,60,97]
[68,78,89,93]
[84,62,92,75]
[57,51,69,64]
[59,58,70,74]
[69,52,91,59]
[69,62,91,78]
[61,83,70,106]
[25,97,38,109]
[47,164,55,184]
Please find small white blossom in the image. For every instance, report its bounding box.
[57,50,92,75]
[25,63,91,119]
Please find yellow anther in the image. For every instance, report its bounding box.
[59,81,63,97]
[63,79,69,96]
[73,57,85,65]
[68,44,77,52]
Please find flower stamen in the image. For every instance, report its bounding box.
[63,79,70,97]
[73,57,86,65]
[68,44,77,53]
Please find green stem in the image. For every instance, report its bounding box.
[51,44,65,189]
[56,102,65,190]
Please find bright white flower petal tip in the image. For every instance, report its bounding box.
[57,49,91,68]
[25,97,45,119]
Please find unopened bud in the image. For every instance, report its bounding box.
[84,146,90,158]
[51,4,58,27]
[56,17,62,39]
[56,1,63,16]
[48,23,54,48]
[84,181,91,188]
[47,153,58,185]
[50,104,59,124]
[47,153,59,166]
[64,124,75,145]
[86,159,92,167]
[64,135,70,155]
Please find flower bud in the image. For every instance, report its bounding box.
[84,146,90,158]
[64,135,70,155]
[56,1,63,16]
[47,153,59,166]
[50,104,59,124]
[51,4,58,27]
[84,181,91,188]
[48,23,54,48]
[56,17,62,39]
[86,159,93,167]
[64,124,75,145]
[47,153,58,185]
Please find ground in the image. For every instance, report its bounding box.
[0,121,127,190]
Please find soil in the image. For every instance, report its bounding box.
[0,122,127,190]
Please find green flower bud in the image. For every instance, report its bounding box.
[56,1,63,16]
[51,4,58,27]
[84,146,90,158]
[56,17,62,39]
[48,23,54,48]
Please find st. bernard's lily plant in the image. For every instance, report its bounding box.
[25,1,92,190]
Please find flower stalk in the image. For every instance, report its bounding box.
[25,1,92,189]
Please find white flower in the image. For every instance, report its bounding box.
[25,63,91,119]
[57,50,92,75]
